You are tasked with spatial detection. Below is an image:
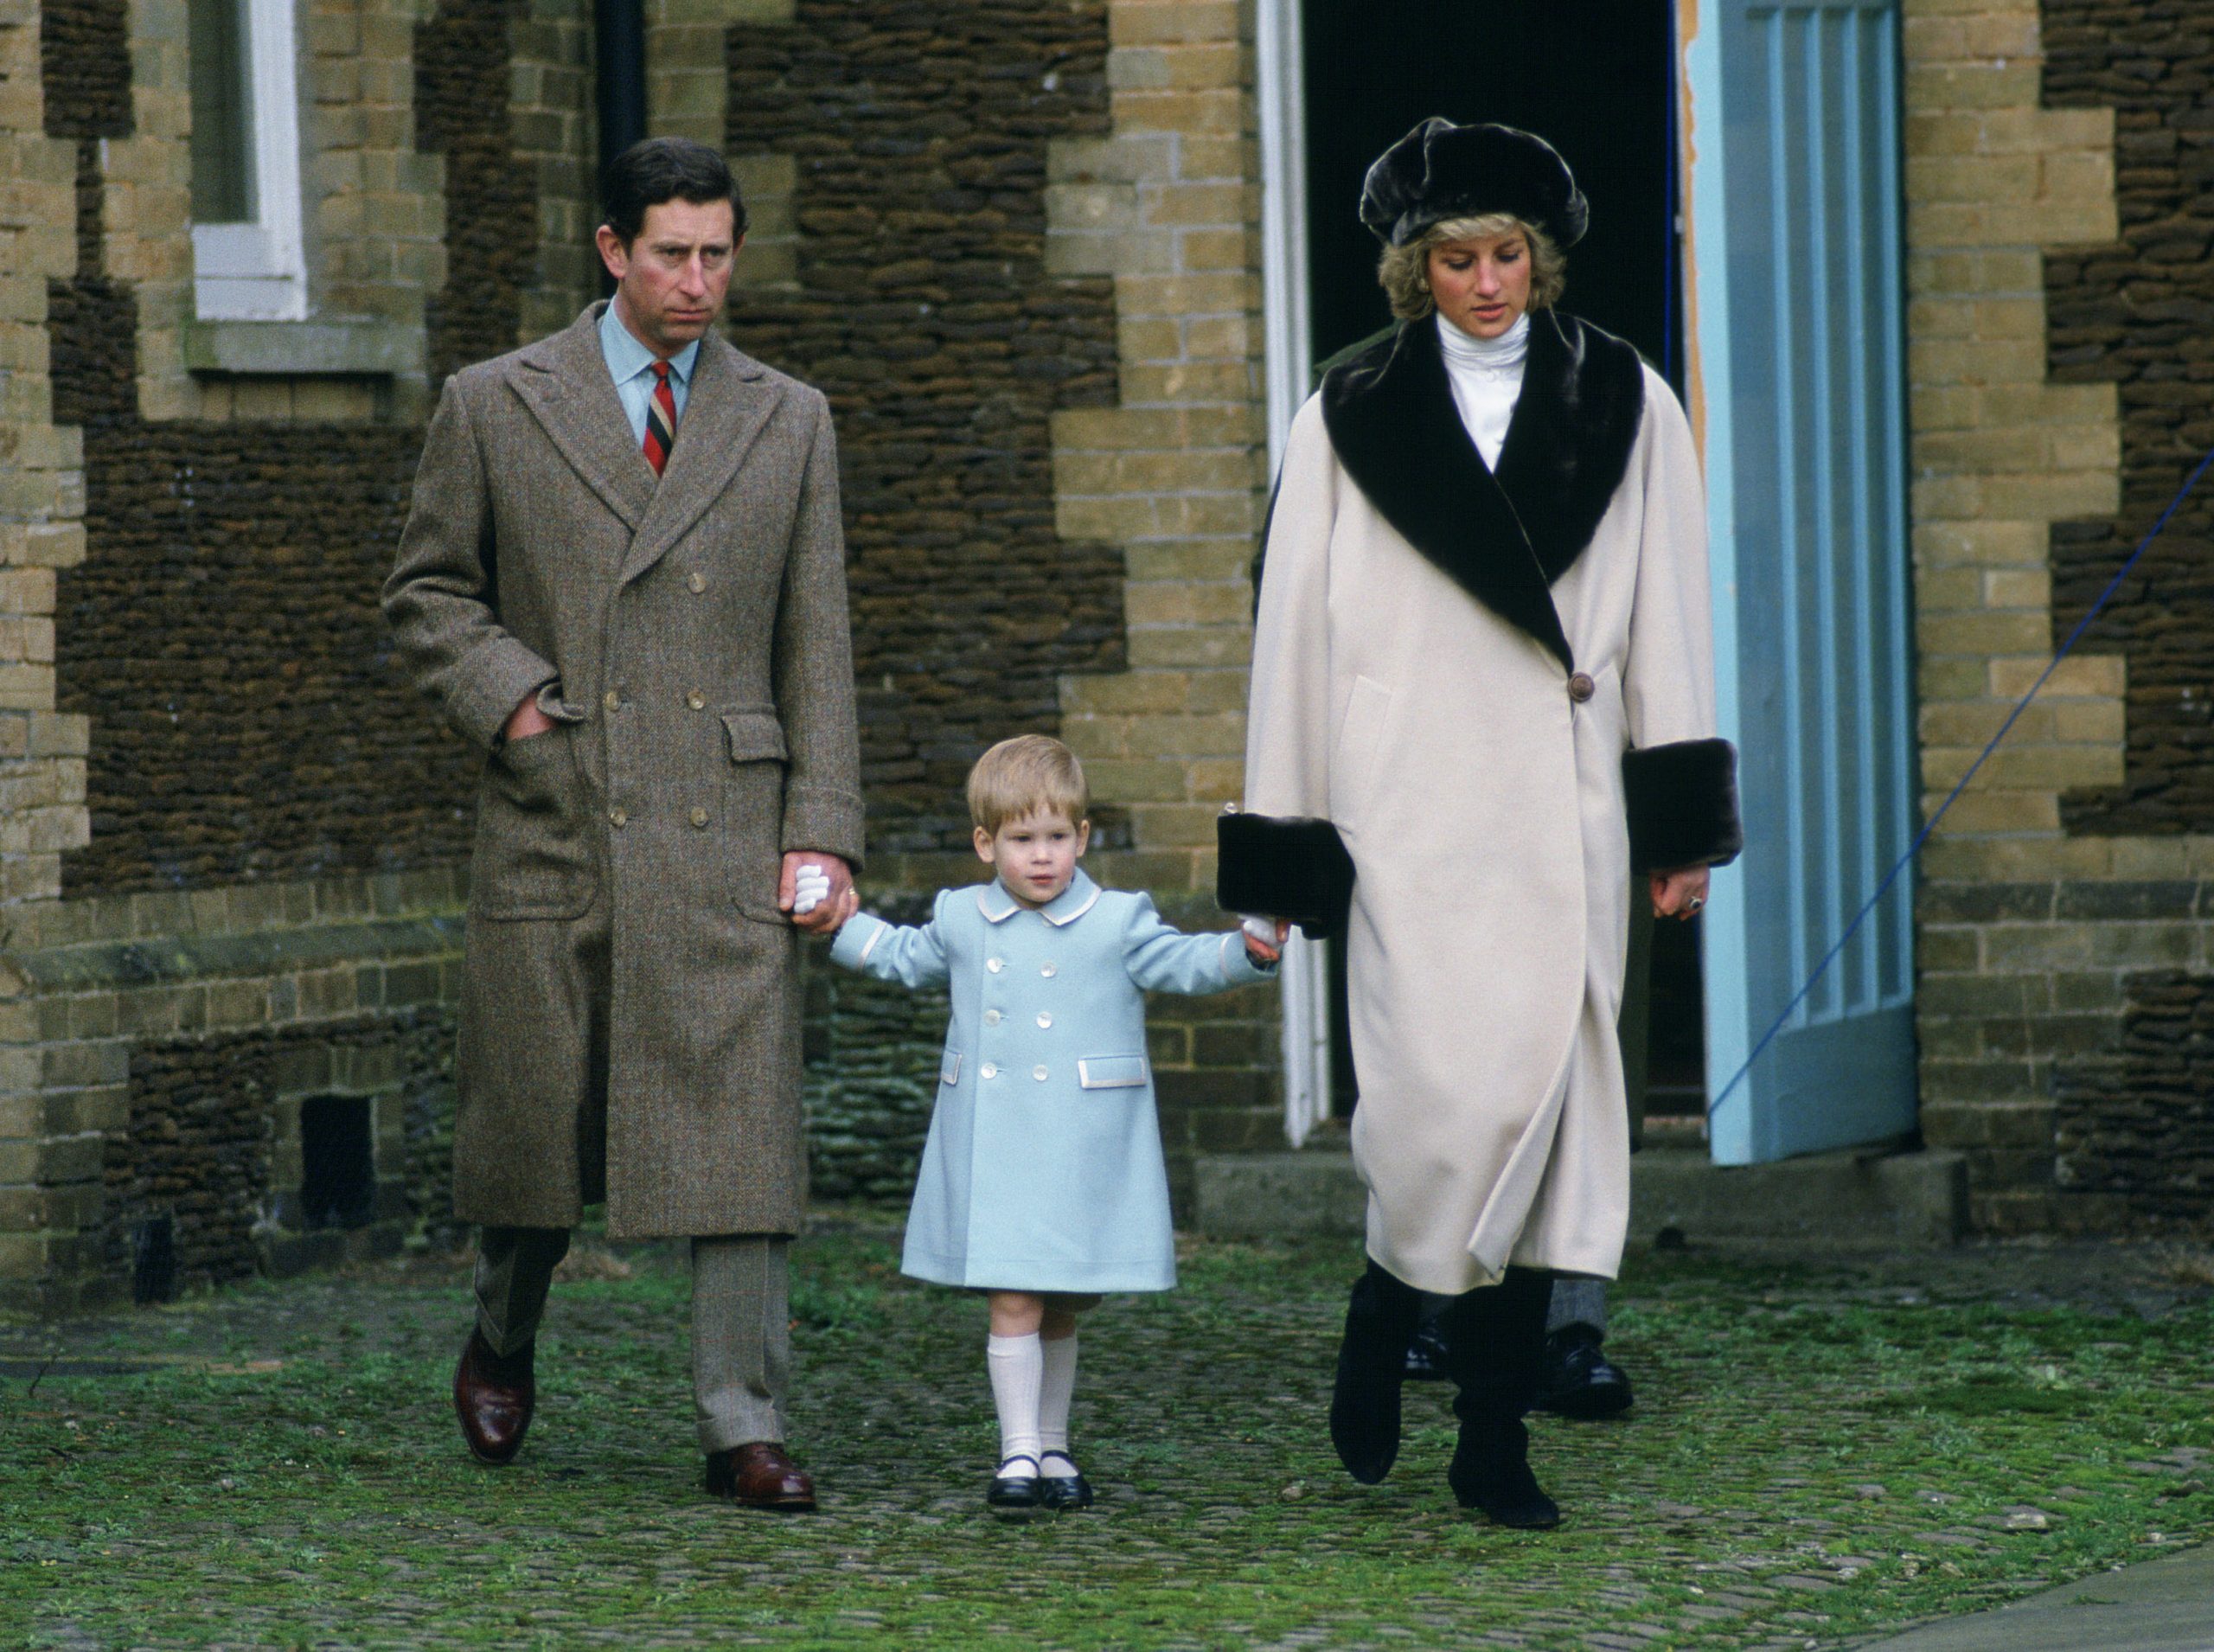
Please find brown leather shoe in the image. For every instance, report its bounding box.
[704,1441,817,1510]
[452,1328,535,1466]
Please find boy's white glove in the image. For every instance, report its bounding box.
[1241,915,1282,949]
[792,861,833,917]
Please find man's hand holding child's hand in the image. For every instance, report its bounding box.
[781,855,858,934]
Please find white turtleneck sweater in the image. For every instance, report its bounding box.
[1436,311,1529,470]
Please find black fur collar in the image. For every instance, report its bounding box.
[1319,311,1646,671]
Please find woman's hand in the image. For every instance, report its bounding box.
[1650,867,1710,921]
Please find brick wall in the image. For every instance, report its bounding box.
[1906,0,2214,1236]
[0,0,596,1310]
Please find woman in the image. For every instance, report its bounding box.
[1239,119,1741,1527]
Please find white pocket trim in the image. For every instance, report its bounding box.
[939,1050,963,1086]
[1077,1055,1149,1091]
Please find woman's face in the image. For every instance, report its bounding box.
[1426,230,1533,341]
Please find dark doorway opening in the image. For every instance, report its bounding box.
[1301,0,1705,1120]
[131,1213,176,1304]
[300,1095,377,1229]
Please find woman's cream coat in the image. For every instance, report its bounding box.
[1245,332,1722,1295]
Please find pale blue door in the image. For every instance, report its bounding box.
[1686,0,1918,1164]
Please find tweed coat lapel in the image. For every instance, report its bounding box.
[617,333,783,586]
[1318,311,1645,673]
[507,305,656,533]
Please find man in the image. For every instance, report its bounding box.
[383,138,863,1509]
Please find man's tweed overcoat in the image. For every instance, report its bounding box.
[384,304,865,1238]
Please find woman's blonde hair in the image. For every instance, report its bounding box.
[967,734,1089,834]
[1377,213,1566,323]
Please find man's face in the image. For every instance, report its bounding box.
[597,197,739,358]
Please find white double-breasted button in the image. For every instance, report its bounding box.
[984,1008,1001,1026]
[981,1063,999,1080]
[1033,1066,1049,1081]
[1040,963,1057,977]
[988,957,1005,974]
[1036,1012,1053,1029]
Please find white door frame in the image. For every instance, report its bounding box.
[1254,0,1332,1147]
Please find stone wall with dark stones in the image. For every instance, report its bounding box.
[102,1008,453,1294]
[2043,0,2214,834]
[2055,969,2214,1233]
[726,0,1125,856]
[42,0,516,898]
[416,0,539,387]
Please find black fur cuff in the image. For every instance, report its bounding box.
[1622,740,1743,874]
[1216,811,1355,942]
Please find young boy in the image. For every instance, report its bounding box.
[825,735,1281,1512]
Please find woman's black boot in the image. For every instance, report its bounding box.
[1439,1268,1561,1528]
[1329,1262,1425,1483]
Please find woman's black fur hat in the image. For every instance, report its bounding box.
[1359,118,1589,250]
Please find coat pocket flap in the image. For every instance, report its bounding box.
[1077,1055,1149,1090]
[939,1050,963,1086]
[721,711,790,765]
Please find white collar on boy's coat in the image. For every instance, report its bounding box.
[976,868,1103,927]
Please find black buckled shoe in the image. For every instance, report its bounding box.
[1535,1327,1634,1419]
[986,1455,1043,1511]
[1038,1451,1094,1511]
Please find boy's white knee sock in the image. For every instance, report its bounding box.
[987,1332,1044,1476]
[1039,1330,1078,1462]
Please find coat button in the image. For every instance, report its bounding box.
[988,957,1004,974]
[603,688,620,712]
[1036,1012,1053,1029]
[1568,672,1596,703]
[1040,963,1057,977]
[687,689,706,711]
[608,806,628,828]
[981,1063,998,1080]
[689,806,708,828]
[984,1009,1001,1026]
[688,571,707,594]
[1033,1065,1048,1081]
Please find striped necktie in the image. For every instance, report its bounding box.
[643,360,676,476]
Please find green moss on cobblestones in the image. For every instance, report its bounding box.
[3,1227,2210,1649]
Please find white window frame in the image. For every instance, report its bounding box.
[192,0,307,321]
[1255,0,1332,1149]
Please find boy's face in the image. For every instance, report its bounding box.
[974,808,1090,909]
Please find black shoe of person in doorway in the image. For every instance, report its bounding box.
[1329,1264,1425,1483]
[1402,1314,1452,1381]
[1534,1326,1635,1419]
[1448,1417,1562,1529]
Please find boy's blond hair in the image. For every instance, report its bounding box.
[967,735,1089,834]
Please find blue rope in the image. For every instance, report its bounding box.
[1709,439,2214,1118]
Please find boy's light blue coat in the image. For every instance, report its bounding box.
[829,869,1274,1292]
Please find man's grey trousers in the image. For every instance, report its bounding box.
[474,1226,790,1454]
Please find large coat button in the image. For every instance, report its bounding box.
[988,957,1004,973]
[1567,672,1596,703]
[689,806,708,828]
[1033,1065,1049,1081]
[984,1008,1001,1026]
[1040,963,1057,977]
[1036,1012,1053,1028]
[981,1063,999,1080]
[608,806,628,828]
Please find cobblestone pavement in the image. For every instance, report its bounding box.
[4,1220,2212,1650]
